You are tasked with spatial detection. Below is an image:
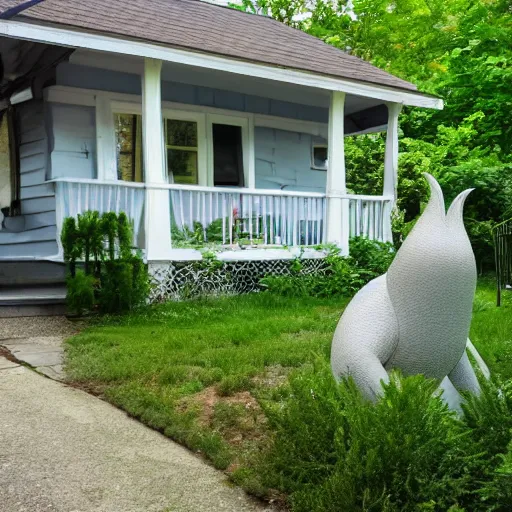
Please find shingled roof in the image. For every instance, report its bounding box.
[0,0,420,94]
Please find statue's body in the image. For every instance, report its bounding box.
[331,174,490,409]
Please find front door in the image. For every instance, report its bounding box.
[212,123,244,187]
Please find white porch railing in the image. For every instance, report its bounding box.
[348,195,393,242]
[52,179,392,256]
[159,184,327,247]
[53,179,146,251]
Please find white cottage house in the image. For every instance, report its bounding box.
[0,0,441,308]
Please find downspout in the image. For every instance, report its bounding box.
[0,0,46,20]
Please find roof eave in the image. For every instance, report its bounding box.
[0,19,444,110]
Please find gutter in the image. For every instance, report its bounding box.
[0,0,46,20]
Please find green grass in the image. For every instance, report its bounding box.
[469,278,512,379]
[65,277,512,483]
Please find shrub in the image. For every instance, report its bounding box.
[61,217,81,277]
[254,363,512,512]
[483,442,512,509]
[98,260,135,314]
[66,270,96,315]
[248,361,512,512]
[76,210,103,276]
[458,378,512,510]
[62,211,149,315]
[348,236,395,278]
[261,238,395,298]
[260,362,348,492]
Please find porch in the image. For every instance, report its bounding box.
[43,53,404,262]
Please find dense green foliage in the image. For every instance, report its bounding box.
[61,211,149,315]
[256,363,512,511]
[261,237,394,297]
[66,270,96,315]
[236,0,512,271]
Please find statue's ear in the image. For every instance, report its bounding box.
[446,188,474,228]
[422,173,446,220]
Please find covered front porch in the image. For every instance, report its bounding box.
[46,53,404,262]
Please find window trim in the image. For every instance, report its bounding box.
[106,99,254,187]
[163,109,206,186]
[311,143,328,171]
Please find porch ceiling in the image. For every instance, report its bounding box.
[0,36,70,101]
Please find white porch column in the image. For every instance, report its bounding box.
[142,57,172,260]
[382,102,403,243]
[325,91,349,255]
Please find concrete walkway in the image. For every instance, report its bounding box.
[0,360,272,512]
[0,317,273,512]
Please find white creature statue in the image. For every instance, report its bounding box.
[331,173,490,409]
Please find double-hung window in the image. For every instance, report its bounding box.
[163,111,206,185]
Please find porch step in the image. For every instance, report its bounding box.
[0,224,59,259]
[0,261,66,286]
[0,285,67,318]
[0,225,57,244]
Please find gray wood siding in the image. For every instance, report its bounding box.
[56,62,329,123]
[49,103,97,179]
[254,127,327,193]
[0,100,58,258]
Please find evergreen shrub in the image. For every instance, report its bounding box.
[251,362,512,512]
[61,210,149,315]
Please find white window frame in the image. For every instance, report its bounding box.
[103,97,254,187]
[163,109,207,185]
[311,143,328,171]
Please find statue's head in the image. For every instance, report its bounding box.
[421,173,474,233]
[388,173,476,279]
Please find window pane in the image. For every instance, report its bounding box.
[313,146,328,169]
[168,149,198,185]
[114,113,143,182]
[167,119,197,148]
[213,124,244,187]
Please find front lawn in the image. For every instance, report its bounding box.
[65,277,512,507]
[65,292,349,468]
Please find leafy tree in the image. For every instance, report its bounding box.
[235,0,512,271]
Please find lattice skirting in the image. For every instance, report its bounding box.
[149,258,328,301]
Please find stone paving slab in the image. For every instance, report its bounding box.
[6,343,63,354]
[37,365,65,380]
[12,349,63,368]
[1,336,66,380]
[0,358,273,512]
